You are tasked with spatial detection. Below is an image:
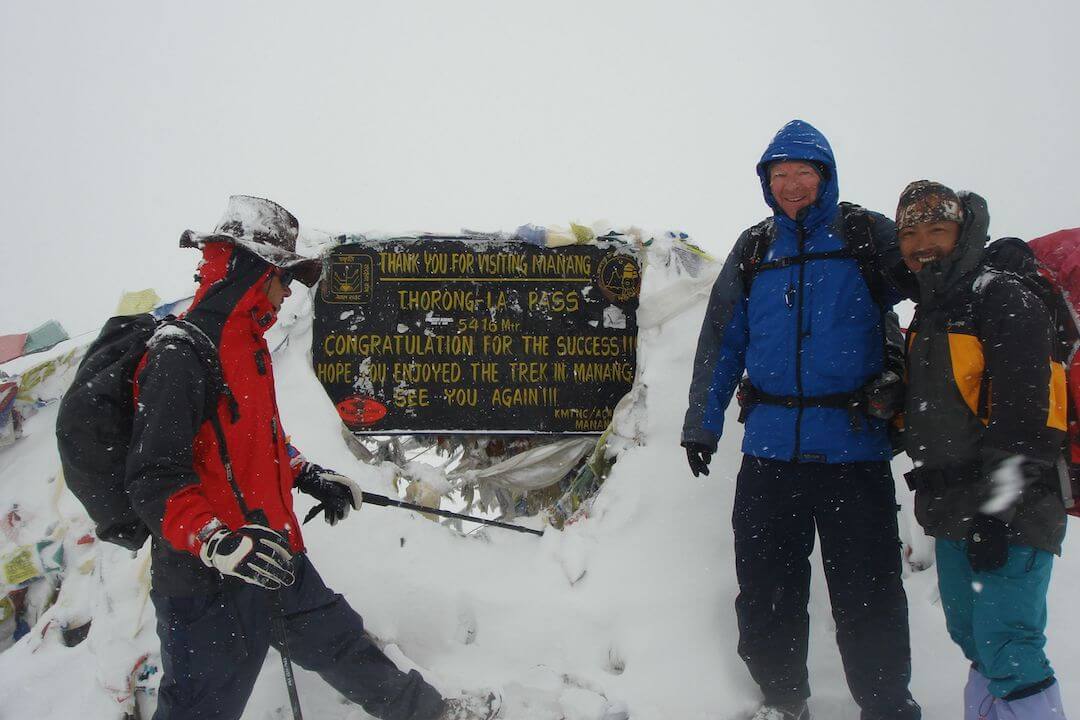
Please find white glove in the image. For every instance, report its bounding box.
[198,523,295,590]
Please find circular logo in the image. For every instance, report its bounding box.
[596,253,641,302]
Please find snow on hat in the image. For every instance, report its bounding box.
[895,180,964,232]
[180,195,323,286]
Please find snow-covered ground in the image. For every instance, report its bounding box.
[0,236,1076,719]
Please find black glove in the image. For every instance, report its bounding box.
[295,462,364,526]
[857,370,905,421]
[684,442,713,477]
[966,514,1010,572]
[198,523,295,590]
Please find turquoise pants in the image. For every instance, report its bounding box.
[935,539,1055,699]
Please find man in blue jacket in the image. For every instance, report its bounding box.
[682,120,919,720]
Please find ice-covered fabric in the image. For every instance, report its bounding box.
[454,437,596,491]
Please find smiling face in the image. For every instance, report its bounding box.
[768,161,821,220]
[898,221,961,273]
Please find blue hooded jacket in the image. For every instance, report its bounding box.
[682,120,894,463]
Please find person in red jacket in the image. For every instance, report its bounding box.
[127,196,498,720]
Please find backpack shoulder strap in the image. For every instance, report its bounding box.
[741,206,888,306]
[739,217,775,295]
[152,318,240,422]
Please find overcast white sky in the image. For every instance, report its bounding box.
[2,1,1078,337]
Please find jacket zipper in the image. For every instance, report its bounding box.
[793,222,806,461]
[259,342,300,538]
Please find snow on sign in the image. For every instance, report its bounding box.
[313,239,640,434]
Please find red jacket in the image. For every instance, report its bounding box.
[129,244,304,594]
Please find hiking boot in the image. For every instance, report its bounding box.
[436,690,502,720]
[750,701,810,720]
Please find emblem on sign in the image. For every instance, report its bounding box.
[326,255,373,304]
[595,253,641,303]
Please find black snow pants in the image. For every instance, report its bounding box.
[150,553,444,720]
[732,456,920,720]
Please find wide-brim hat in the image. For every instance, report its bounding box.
[180,195,323,286]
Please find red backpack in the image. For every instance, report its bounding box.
[1029,228,1080,516]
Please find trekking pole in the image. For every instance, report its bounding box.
[249,510,304,720]
[303,492,545,536]
[211,408,302,719]
[269,594,304,720]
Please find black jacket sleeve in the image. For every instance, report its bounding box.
[979,276,1061,468]
[126,340,211,550]
[681,228,755,450]
[865,209,912,308]
[870,209,919,303]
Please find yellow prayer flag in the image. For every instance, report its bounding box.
[116,289,161,316]
[2,546,43,587]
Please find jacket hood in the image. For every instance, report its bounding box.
[182,243,278,346]
[914,191,990,306]
[757,119,839,231]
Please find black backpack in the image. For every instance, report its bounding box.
[981,237,1080,515]
[56,314,234,550]
[982,237,1078,369]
